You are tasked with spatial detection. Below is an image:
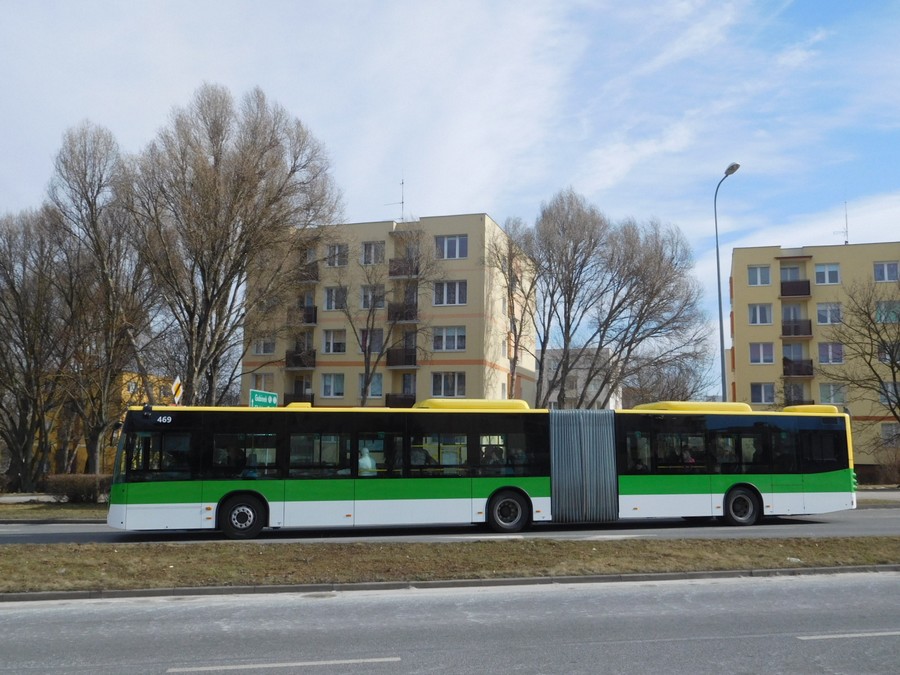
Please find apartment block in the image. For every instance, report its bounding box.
[729,241,900,479]
[241,213,536,409]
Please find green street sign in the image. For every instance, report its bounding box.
[249,389,278,407]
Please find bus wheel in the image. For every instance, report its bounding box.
[220,495,265,539]
[723,487,760,526]
[488,491,529,533]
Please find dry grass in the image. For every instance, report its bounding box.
[0,537,898,594]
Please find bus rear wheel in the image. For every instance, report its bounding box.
[220,494,266,539]
[487,490,530,533]
[723,487,761,526]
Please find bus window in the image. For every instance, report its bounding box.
[356,433,403,477]
[410,433,466,476]
[289,433,351,478]
[212,434,278,479]
[127,432,192,481]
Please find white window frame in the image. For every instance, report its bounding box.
[815,263,840,285]
[876,301,900,324]
[750,382,775,404]
[435,234,468,260]
[748,303,772,325]
[361,241,385,265]
[749,342,774,364]
[322,373,345,398]
[882,422,900,448]
[819,383,845,405]
[434,280,467,306]
[432,372,466,397]
[358,373,383,398]
[323,329,346,354]
[326,243,349,267]
[253,337,276,355]
[433,326,466,351]
[748,265,770,286]
[361,285,385,309]
[818,342,844,365]
[874,261,899,283]
[251,373,274,392]
[325,286,347,311]
[817,302,842,325]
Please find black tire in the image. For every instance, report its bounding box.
[723,487,761,526]
[220,494,266,539]
[487,490,530,533]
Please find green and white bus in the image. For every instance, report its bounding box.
[108,399,856,539]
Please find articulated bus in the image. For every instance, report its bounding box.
[108,399,856,539]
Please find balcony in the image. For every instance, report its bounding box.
[780,280,810,297]
[389,258,420,277]
[385,393,416,408]
[284,392,314,405]
[388,302,418,322]
[781,319,812,337]
[285,349,316,369]
[386,348,417,367]
[783,358,813,377]
[287,305,317,326]
[296,262,320,283]
[785,398,815,406]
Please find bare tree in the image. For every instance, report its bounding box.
[532,189,708,409]
[124,84,342,405]
[0,208,74,491]
[484,217,538,398]
[49,122,162,472]
[820,278,900,479]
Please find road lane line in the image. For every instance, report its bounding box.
[797,631,900,640]
[167,656,401,672]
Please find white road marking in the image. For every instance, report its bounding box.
[167,656,401,672]
[797,631,900,641]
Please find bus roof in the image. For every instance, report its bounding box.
[413,398,532,410]
[631,401,753,412]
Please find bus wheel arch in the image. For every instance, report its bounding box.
[218,492,268,539]
[486,489,531,533]
[723,485,762,526]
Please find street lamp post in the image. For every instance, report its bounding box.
[714,162,740,402]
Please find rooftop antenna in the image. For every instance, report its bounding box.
[833,202,849,244]
[384,178,405,222]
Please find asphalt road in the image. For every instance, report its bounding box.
[1,573,898,674]
[1,503,898,545]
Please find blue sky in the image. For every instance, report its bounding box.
[2,0,899,360]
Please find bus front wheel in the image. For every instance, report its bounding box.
[220,494,266,539]
[723,487,761,526]
[487,490,530,533]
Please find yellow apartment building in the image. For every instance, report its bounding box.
[241,213,537,409]
[729,241,900,481]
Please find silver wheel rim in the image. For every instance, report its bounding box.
[230,505,256,530]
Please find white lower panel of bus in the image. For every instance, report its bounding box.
[108,502,206,530]
[618,491,854,520]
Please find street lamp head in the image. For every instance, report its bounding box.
[724,162,740,176]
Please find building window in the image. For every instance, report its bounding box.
[748,304,772,325]
[750,383,775,404]
[361,241,385,265]
[435,235,468,260]
[876,301,900,323]
[882,422,900,448]
[748,265,770,286]
[251,373,274,392]
[323,330,346,354]
[815,263,840,285]
[359,373,383,398]
[874,261,899,282]
[879,381,900,406]
[818,342,844,364]
[361,285,385,309]
[784,382,806,405]
[819,383,845,405]
[253,337,276,355]
[434,281,467,306]
[402,373,416,395]
[326,243,349,267]
[816,303,841,325]
[325,286,347,310]
[781,265,801,281]
[879,343,900,365]
[749,342,774,364]
[322,373,345,398]
[360,329,383,353]
[433,326,466,351]
[432,372,466,397]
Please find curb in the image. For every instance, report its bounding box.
[3,564,899,603]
